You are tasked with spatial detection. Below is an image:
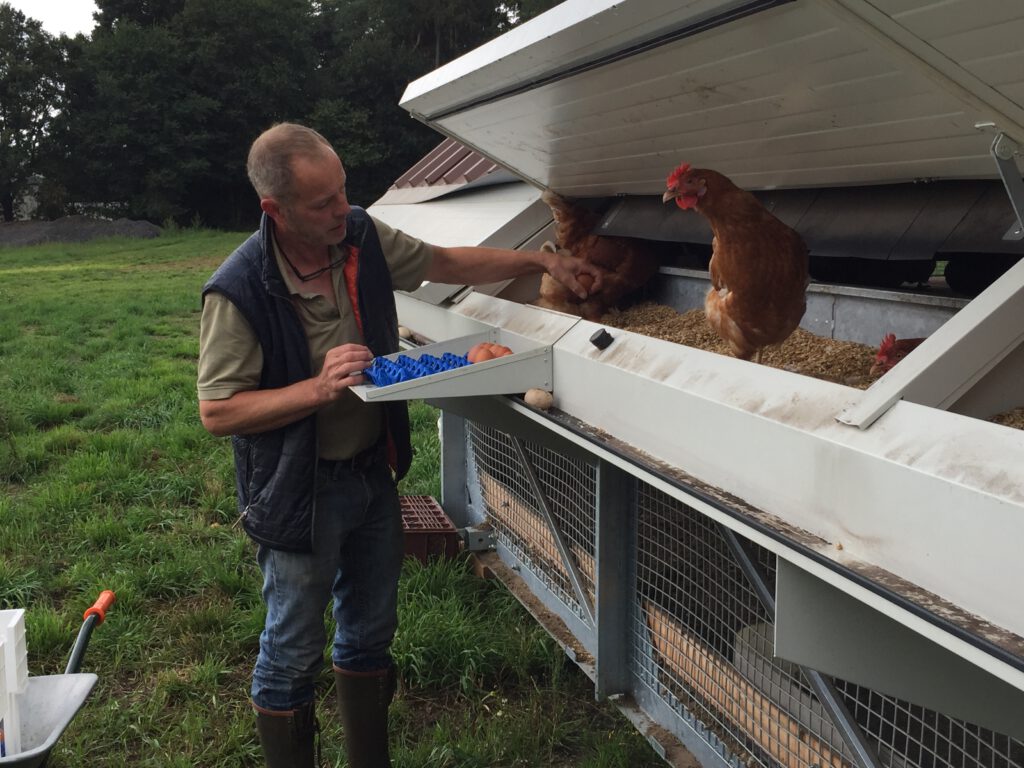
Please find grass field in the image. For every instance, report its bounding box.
[0,231,662,767]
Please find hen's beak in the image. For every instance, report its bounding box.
[662,189,676,204]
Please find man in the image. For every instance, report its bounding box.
[197,122,602,768]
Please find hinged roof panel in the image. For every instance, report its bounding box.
[400,0,1024,197]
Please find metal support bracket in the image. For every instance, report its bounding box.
[460,525,496,552]
[978,125,1024,237]
[511,436,596,627]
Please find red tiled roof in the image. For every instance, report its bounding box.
[390,138,501,190]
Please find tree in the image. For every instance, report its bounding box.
[173,0,321,228]
[55,0,562,227]
[0,3,65,221]
[60,0,318,228]
[57,22,216,223]
[93,0,184,30]
[309,0,561,208]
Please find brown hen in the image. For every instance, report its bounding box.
[663,163,809,362]
[534,190,662,321]
[870,333,926,375]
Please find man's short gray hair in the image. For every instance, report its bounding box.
[247,123,335,202]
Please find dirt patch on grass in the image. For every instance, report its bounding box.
[0,215,162,247]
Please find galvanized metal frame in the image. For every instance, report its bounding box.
[443,397,1024,767]
[396,288,1024,673]
[594,459,634,700]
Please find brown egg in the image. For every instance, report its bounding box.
[524,388,554,410]
[467,342,489,363]
[475,349,495,362]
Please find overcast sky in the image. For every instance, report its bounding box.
[6,0,98,37]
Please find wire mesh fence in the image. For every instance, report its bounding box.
[468,423,596,622]
[465,421,1024,768]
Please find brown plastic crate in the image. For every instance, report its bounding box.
[400,495,460,563]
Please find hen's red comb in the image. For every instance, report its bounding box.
[666,162,692,187]
[877,333,897,357]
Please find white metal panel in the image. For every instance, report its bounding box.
[400,0,756,118]
[350,337,552,403]
[886,0,1023,51]
[367,183,544,248]
[814,0,1024,135]
[395,290,579,346]
[401,0,1024,195]
[775,560,1024,740]
[933,22,1024,83]
[657,267,967,344]
[372,171,520,205]
[422,292,1024,650]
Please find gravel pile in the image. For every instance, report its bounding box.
[0,215,161,247]
[601,303,878,387]
[991,407,1024,430]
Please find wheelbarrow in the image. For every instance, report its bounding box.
[0,591,115,767]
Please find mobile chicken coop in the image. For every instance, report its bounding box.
[363,1,1024,766]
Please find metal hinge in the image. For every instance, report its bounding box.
[975,123,1024,239]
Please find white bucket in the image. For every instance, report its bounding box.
[0,611,27,758]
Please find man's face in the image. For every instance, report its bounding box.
[272,149,351,247]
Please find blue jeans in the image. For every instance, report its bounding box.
[250,460,403,711]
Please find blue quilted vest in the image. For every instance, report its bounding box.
[202,207,412,552]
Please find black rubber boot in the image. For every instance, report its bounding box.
[333,665,396,768]
[254,700,319,767]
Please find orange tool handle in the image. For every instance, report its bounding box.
[83,590,116,624]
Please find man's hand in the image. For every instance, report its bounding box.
[316,343,374,401]
[541,245,605,300]
[200,342,374,437]
[426,242,606,298]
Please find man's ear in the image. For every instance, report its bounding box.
[260,197,282,222]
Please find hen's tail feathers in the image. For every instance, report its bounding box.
[541,189,565,208]
[541,189,577,221]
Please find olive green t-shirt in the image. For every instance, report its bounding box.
[197,216,433,460]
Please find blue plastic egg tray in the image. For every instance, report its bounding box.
[363,353,471,387]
